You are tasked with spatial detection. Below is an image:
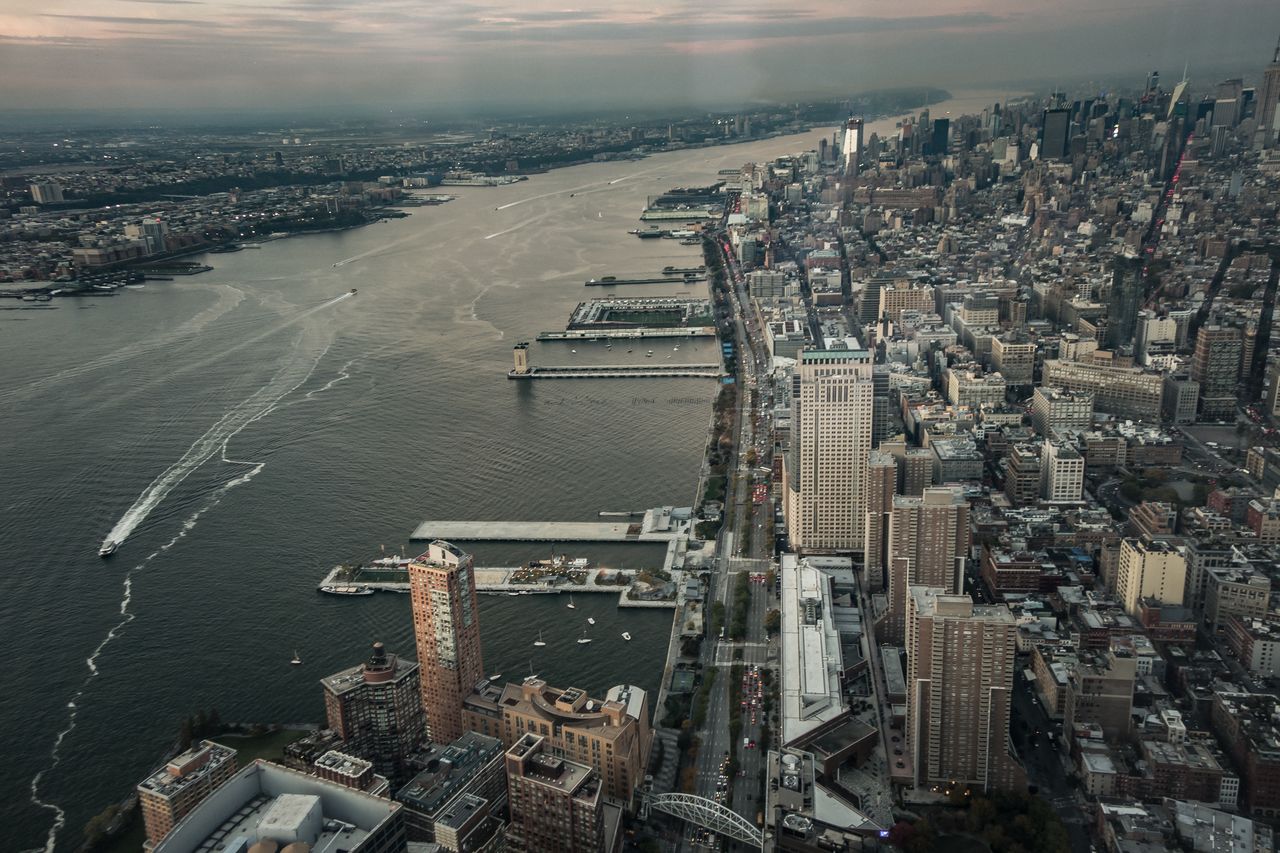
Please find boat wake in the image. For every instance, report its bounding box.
[100,333,331,553]
[29,463,263,853]
[304,358,354,399]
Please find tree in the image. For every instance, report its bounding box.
[764,608,781,635]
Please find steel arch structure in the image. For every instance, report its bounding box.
[647,792,763,847]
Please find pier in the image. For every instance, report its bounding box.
[535,327,715,341]
[410,519,681,542]
[509,364,722,379]
[586,276,706,286]
[508,341,723,380]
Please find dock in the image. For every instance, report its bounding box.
[586,276,706,286]
[535,327,715,341]
[508,364,722,379]
[410,519,683,542]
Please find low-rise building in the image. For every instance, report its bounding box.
[138,741,238,847]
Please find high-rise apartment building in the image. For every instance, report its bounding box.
[883,486,970,644]
[321,641,424,780]
[864,451,898,591]
[1116,537,1187,615]
[138,741,238,847]
[481,680,651,807]
[1104,254,1144,350]
[504,734,609,853]
[906,588,1024,792]
[784,347,874,551]
[411,540,485,744]
[1191,325,1242,420]
[1040,108,1071,160]
[1004,443,1042,506]
[28,181,64,204]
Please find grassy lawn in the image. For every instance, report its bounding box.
[216,728,309,764]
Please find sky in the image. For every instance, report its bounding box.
[1,0,1279,118]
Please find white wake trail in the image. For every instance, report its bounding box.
[29,460,267,853]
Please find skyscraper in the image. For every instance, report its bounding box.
[1040,108,1071,160]
[841,117,864,176]
[1191,324,1243,419]
[1255,35,1280,150]
[930,118,950,155]
[784,346,874,551]
[906,587,1024,793]
[883,486,970,644]
[410,540,485,744]
[322,641,425,780]
[1104,253,1144,350]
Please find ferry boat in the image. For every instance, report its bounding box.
[98,540,118,558]
[320,585,375,596]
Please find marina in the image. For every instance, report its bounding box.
[534,327,714,340]
[507,363,723,379]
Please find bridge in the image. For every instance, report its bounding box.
[645,792,763,848]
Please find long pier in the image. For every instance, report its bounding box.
[508,364,722,379]
[410,519,682,542]
[535,328,716,341]
[586,277,706,286]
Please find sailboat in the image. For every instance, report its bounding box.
[587,617,596,625]
[567,595,576,610]
[533,630,546,647]
[577,628,593,645]
[290,649,302,666]
[524,661,539,681]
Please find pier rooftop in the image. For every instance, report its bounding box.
[411,507,692,542]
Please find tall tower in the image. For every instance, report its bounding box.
[883,486,970,645]
[321,641,424,780]
[784,346,874,551]
[907,587,1024,793]
[1040,108,1071,160]
[1104,253,1144,351]
[410,540,485,743]
[841,117,864,177]
[1254,34,1280,150]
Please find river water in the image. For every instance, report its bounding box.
[0,91,1005,851]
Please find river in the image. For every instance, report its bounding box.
[0,90,1005,851]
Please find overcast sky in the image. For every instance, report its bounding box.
[2,0,1279,117]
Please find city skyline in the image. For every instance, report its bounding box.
[2,1,1279,116]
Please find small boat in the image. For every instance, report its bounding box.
[571,349,577,354]
[673,346,679,351]
[490,672,502,681]
[587,617,596,625]
[647,349,654,354]
[508,591,520,596]
[577,628,593,645]
[533,631,546,647]
[290,650,302,666]
[622,632,632,642]
[98,540,119,558]
[349,288,357,295]
[567,595,576,610]
[627,349,633,353]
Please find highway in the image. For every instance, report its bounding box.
[681,230,778,849]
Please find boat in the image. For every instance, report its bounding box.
[349,288,357,295]
[622,632,632,641]
[571,349,577,353]
[290,650,302,665]
[587,617,596,625]
[490,672,502,681]
[567,595,576,610]
[98,540,119,558]
[577,628,593,645]
[320,585,375,596]
[533,631,546,647]
[508,591,520,596]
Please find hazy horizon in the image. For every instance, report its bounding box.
[3,0,1279,120]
